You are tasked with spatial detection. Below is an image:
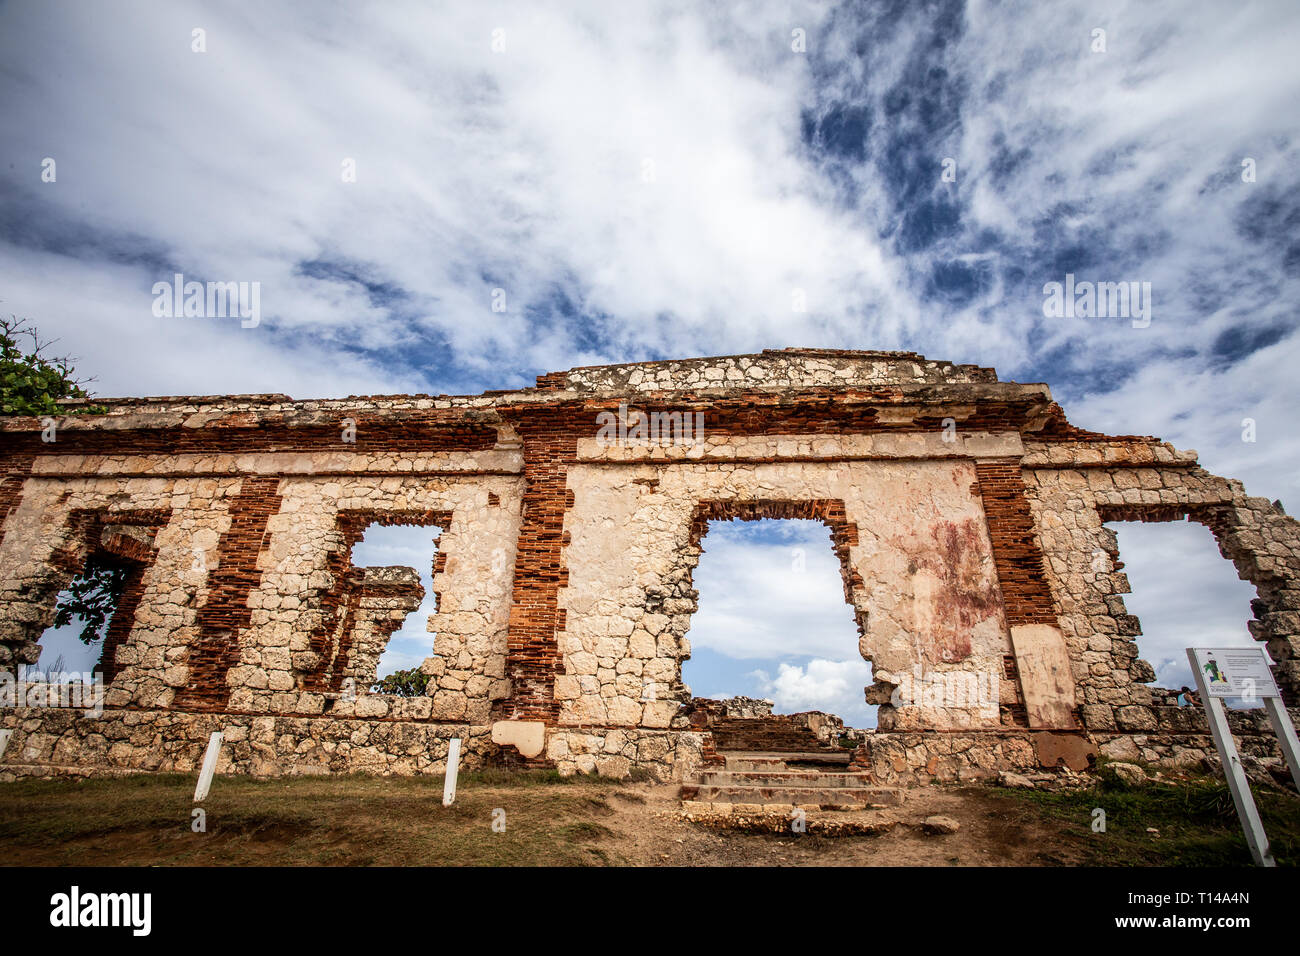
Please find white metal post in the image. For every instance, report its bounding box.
[1263,696,1300,793]
[193,731,223,802]
[1187,649,1275,867]
[443,737,462,807]
[0,728,10,762]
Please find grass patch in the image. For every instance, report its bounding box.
[0,770,628,867]
[458,767,624,787]
[996,775,1300,866]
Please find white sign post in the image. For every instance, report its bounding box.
[442,737,462,807]
[0,728,10,762]
[1187,647,1300,867]
[1264,694,1300,794]
[193,731,223,803]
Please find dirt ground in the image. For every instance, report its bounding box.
[600,782,1089,866]
[0,771,1098,866]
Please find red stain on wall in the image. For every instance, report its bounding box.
[909,518,1003,664]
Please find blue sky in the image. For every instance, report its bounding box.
[6,1,1295,715]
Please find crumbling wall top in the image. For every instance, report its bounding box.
[538,348,1000,393]
[0,349,1035,437]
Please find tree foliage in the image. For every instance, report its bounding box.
[54,553,133,645]
[1,315,104,416]
[371,667,431,697]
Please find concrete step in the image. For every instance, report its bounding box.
[698,769,881,789]
[722,755,789,771]
[712,736,832,751]
[721,751,851,770]
[679,784,904,808]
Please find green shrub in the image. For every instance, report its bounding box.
[371,667,431,697]
[1,316,104,416]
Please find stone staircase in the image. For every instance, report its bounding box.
[678,705,903,812]
[680,752,904,810]
[707,716,844,754]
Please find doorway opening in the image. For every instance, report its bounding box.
[346,522,440,696]
[1107,519,1261,701]
[681,517,874,740]
[33,549,142,682]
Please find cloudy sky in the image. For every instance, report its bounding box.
[7,1,1295,715]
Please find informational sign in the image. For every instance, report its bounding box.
[1187,647,1300,867]
[1189,647,1280,703]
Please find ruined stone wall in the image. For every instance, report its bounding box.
[0,474,238,705]
[0,421,536,776]
[551,349,998,392]
[557,454,1013,732]
[1021,441,1300,728]
[695,697,775,719]
[1,707,489,779]
[3,348,1298,784]
[234,474,523,721]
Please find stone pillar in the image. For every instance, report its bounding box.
[174,476,284,710]
[974,458,1079,729]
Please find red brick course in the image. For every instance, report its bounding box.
[972,459,1058,627]
[173,477,283,709]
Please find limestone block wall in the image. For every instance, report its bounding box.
[1022,441,1300,732]
[557,455,1012,733]
[0,474,242,708]
[4,349,1300,784]
[0,470,524,719]
[232,474,523,720]
[0,707,491,779]
[551,349,998,392]
[0,437,530,778]
[544,727,708,780]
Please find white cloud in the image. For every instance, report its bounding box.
[0,0,921,397]
[1071,343,1300,508]
[686,519,863,661]
[747,658,875,727]
[3,1,1297,412]
[1109,519,1259,692]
